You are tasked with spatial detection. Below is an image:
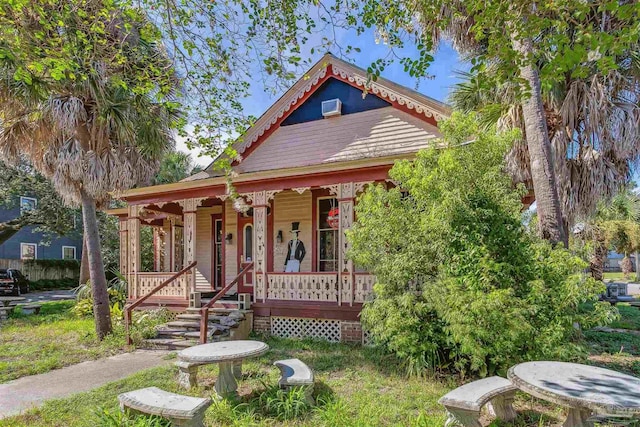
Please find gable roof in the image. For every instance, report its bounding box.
[202,53,450,177]
[234,106,441,174]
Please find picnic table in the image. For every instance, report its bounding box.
[508,361,640,426]
[177,340,269,398]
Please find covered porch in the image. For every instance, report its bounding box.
[116,179,379,311]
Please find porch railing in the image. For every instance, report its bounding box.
[267,273,339,301]
[124,261,197,345]
[199,262,253,344]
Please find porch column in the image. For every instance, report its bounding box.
[182,198,198,294]
[127,205,141,299]
[252,191,268,303]
[118,217,128,276]
[338,183,355,306]
[163,219,172,272]
[152,226,162,272]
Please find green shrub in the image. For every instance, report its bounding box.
[256,384,312,420]
[72,270,127,318]
[94,407,170,427]
[350,113,617,377]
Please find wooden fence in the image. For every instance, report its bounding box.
[0,259,79,282]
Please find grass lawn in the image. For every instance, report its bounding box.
[8,335,633,427]
[603,271,637,282]
[0,300,127,383]
[1,304,639,426]
[609,303,640,331]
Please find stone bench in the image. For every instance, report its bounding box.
[438,376,517,427]
[0,306,14,321]
[118,386,212,427]
[274,358,314,404]
[19,304,41,315]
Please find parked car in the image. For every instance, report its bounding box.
[0,269,30,296]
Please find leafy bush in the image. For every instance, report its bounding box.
[349,113,617,377]
[128,308,173,343]
[72,270,127,318]
[95,407,170,427]
[256,384,312,420]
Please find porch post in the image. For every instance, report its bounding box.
[163,219,172,272]
[182,198,197,294]
[127,205,141,299]
[152,227,162,272]
[118,217,128,277]
[338,183,355,306]
[252,191,268,303]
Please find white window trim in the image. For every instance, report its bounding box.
[20,243,37,260]
[317,196,339,272]
[62,245,77,260]
[19,196,37,213]
[243,223,253,262]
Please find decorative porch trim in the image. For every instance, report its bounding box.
[291,187,310,194]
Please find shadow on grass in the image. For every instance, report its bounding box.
[256,334,405,377]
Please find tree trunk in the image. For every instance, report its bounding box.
[635,251,639,282]
[512,37,567,247]
[79,234,90,285]
[590,228,606,281]
[80,189,112,339]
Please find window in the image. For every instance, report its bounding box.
[243,224,253,262]
[214,219,223,287]
[317,198,339,272]
[20,196,37,213]
[20,243,37,260]
[62,246,77,260]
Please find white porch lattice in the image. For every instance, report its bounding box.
[271,316,341,342]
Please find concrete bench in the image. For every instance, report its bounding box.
[438,376,517,427]
[274,358,314,404]
[19,304,41,315]
[118,386,211,427]
[0,306,14,321]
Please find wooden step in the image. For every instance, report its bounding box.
[142,338,197,350]
[155,327,191,338]
[176,313,202,321]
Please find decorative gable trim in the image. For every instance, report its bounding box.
[237,66,329,156]
[227,54,450,167]
[330,63,446,122]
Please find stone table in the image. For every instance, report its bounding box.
[0,296,25,307]
[508,361,640,427]
[177,340,269,398]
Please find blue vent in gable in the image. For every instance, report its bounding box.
[281,78,390,126]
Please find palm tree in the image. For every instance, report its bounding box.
[450,51,640,230]
[0,2,180,338]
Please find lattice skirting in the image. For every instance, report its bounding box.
[362,328,374,346]
[271,317,341,343]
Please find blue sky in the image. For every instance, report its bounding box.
[179,28,469,165]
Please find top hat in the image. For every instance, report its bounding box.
[290,222,300,233]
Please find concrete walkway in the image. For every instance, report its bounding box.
[0,349,172,419]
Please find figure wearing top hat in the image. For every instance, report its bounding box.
[284,222,306,272]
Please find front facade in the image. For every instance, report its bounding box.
[0,197,82,261]
[113,54,450,343]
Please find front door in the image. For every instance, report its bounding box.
[237,213,254,293]
[212,215,223,290]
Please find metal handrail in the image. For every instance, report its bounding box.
[124,261,197,345]
[199,262,253,344]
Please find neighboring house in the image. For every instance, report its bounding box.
[0,195,82,261]
[110,54,451,343]
[605,251,637,272]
